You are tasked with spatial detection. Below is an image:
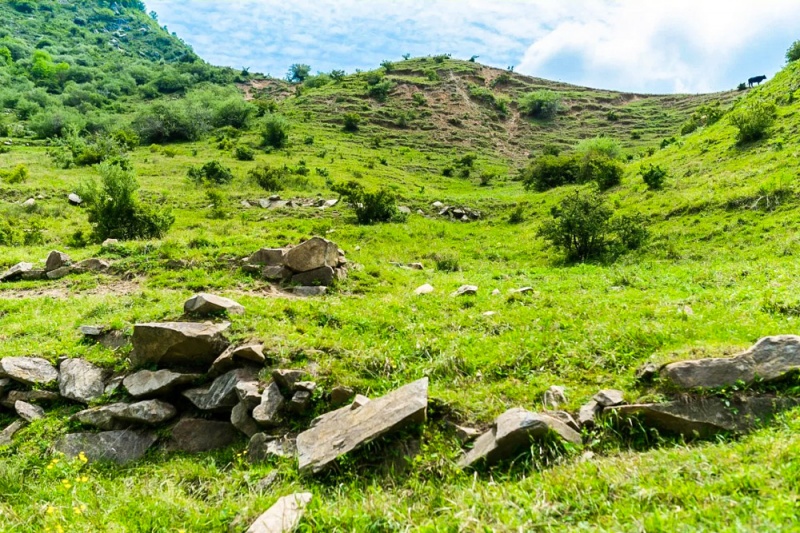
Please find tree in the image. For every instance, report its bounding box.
[539,189,612,261]
[787,40,800,63]
[260,114,289,148]
[287,64,311,83]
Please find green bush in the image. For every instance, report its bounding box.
[187,161,234,185]
[288,64,311,83]
[0,164,28,184]
[581,155,623,190]
[132,100,211,144]
[234,145,255,161]
[523,152,623,191]
[640,164,668,190]
[730,100,777,143]
[212,98,252,129]
[260,114,289,148]
[575,136,623,160]
[331,180,404,224]
[343,112,361,132]
[49,129,129,168]
[787,40,800,63]
[205,188,228,220]
[29,108,86,138]
[79,162,174,241]
[368,80,394,102]
[519,90,561,119]
[249,164,288,192]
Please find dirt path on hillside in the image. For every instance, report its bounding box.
[0,279,143,300]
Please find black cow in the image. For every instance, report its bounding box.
[748,75,767,87]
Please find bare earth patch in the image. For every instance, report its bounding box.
[0,279,142,299]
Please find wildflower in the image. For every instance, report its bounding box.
[80,476,89,483]
[78,451,88,464]
[73,506,82,515]
[46,506,55,515]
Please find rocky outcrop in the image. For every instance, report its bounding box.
[252,382,285,427]
[54,430,157,464]
[15,400,45,422]
[184,293,245,316]
[243,237,348,289]
[131,322,230,368]
[0,357,59,387]
[245,492,313,533]
[0,420,26,447]
[58,358,106,404]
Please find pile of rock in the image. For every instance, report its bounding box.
[431,202,481,222]
[242,196,339,210]
[242,237,348,295]
[0,250,110,283]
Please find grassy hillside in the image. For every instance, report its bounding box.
[2,2,800,531]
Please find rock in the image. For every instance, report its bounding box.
[593,389,625,407]
[123,369,200,398]
[254,471,280,492]
[451,285,478,297]
[543,385,567,409]
[248,433,297,462]
[453,424,482,442]
[330,386,355,406]
[0,262,33,282]
[55,430,157,464]
[414,284,434,295]
[236,380,263,409]
[608,396,800,439]
[45,251,71,272]
[296,378,428,474]
[184,293,245,316]
[104,376,125,395]
[491,289,501,296]
[21,269,47,281]
[241,200,252,208]
[249,248,286,266]
[0,420,27,447]
[1,390,60,409]
[407,263,424,270]
[351,394,371,409]
[22,198,35,208]
[398,206,412,215]
[289,391,312,414]
[74,400,176,429]
[432,201,444,208]
[68,193,82,206]
[459,408,582,468]
[283,237,338,272]
[0,357,58,387]
[291,266,334,286]
[210,344,266,376]
[263,265,292,281]
[578,400,602,428]
[101,239,119,248]
[295,381,316,393]
[252,382,285,427]
[232,402,261,437]
[661,335,800,389]
[73,406,121,430]
[131,322,230,368]
[547,410,580,432]
[46,266,72,280]
[15,400,45,422]
[73,258,111,272]
[635,362,660,382]
[510,287,534,294]
[322,199,338,208]
[167,419,240,452]
[58,358,106,404]
[80,325,107,337]
[245,492,313,533]
[183,368,256,412]
[292,286,327,297]
[272,369,305,393]
[482,311,497,317]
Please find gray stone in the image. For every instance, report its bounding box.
[291,266,334,286]
[547,410,580,432]
[184,293,245,316]
[578,400,602,428]
[1,390,60,409]
[15,400,45,422]
[0,262,33,282]
[167,418,240,453]
[104,376,125,395]
[289,391,312,414]
[351,394,371,409]
[296,378,428,474]
[453,424,483,442]
[22,198,35,208]
[284,237,339,272]
[46,266,72,280]
[292,286,327,297]
[263,265,292,281]
[59,358,106,404]
[459,408,582,468]
[414,284,434,295]
[593,389,625,407]
[635,362,660,382]
[252,382,285,427]
[210,344,266,376]
[295,381,316,393]
[543,385,567,409]
[323,199,338,208]
[0,357,58,387]
[73,258,111,273]
[661,335,800,389]
[451,285,478,297]
[123,369,200,398]
[55,430,157,464]
[511,287,534,294]
[131,321,230,368]
[248,434,297,462]
[249,248,286,266]
[73,406,122,430]
[101,239,119,248]
[0,420,26,447]
[398,206,412,215]
[80,325,107,337]
[330,386,355,406]
[21,269,47,281]
[245,492,313,533]
[68,193,82,206]
[236,380,263,410]
[272,369,305,393]
[254,471,280,493]
[183,368,256,412]
[74,400,176,429]
[232,401,261,438]
[45,251,71,272]
[608,396,800,439]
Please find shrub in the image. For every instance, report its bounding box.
[249,164,288,192]
[288,64,311,83]
[132,100,211,144]
[187,161,234,185]
[343,112,361,132]
[260,114,289,148]
[730,100,777,143]
[519,90,561,119]
[205,188,228,219]
[522,154,581,191]
[787,40,800,63]
[368,80,394,102]
[737,82,747,91]
[611,214,649,251]
[508,205,526,224]
[79,162,174,241]
[640,164,668,190]
[581,155,623,190]
[29,108,86,139]
[431,252,460,272]
[234,145,255,161]
[212,98,252,129]
[331,180,404,224]
[576,136,623,160]
[49,129,129,168]
[0,164,28,184]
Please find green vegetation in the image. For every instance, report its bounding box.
[729,99,777,143]
[787,40,800,62]
[331,180,404,224]
[259,114,290,148]
[519,89,561,119]
[640,163,668,190]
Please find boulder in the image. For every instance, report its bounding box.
[46,266,72,280]
[101,239,119,248]
[210,344,266,376]
[0,420,27,447]
[184,293,245,316]
[262,265,292,281]
[459,408,582,468]
[55,430,157,464]
[249,248,286,266]
[272,369,305,393]
[292,286,327,297]
[608,396,800,439]
[21,269,47,281]
[183,368,256,412]
[15,400,45,422]
[330,386,355,406]
[295,381,316,393]
[59,358,106,404]
[543,385,567,409]
[451,285,478,297]
[79,325,107,337]
[131,322,230,368]
[123,369,200,398]
[291,266,334,286]
[661,336,800,389]
[45,251,71,272]
[252,382,285,427]
[0,357,58,387]
[635,362,660,382]
[296,378,428,474]
[167,418,240,453]
[1,390,60,409]
[414,284,434,295]
[22,198,35,208]
[289,391,312,414]
[578,400,602,428]
[68,193,83,206]
[245,492,313,533]
[74,400,176,429]
[236,380,263,410]
[593,389,625,407]
[231,402,261,438]
[73,258,111,273]
[0,262,33,282]
[283,237,338,272]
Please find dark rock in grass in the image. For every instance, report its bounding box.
[80,325,107,337]
[59,358,106,404]
[607,396,800,439]
[210,344,266,376]
[635,362,660,382]
[131,321,230,369]
[262,265,292,281]
[284,237,339,273]
[123,369,201,398]
[1,390,61,409]
[252,382,285,427]
[21,269,47,281]
[452,424,483,443]
[272,369,305,394]
[73,258,111,273]
[661,335,800,389]
[167,418,240,453]
[183,368,256,412]
[45,251,71,272]
[330,386,355,406]
[231,402,261,438]
[288,391,312,414]
[183,293,245,316]
[578,400,602,428]
[46,266,72,280]
[0,420,27,447]
[15,400,45,422]
[248,433,297,463]
[236,380,264,410]
[291,266,334,287]
[0,262,33,282]
[291,286,327,297]
[593,389,625,407]
[245,492,312,533]
[295,381,316,393]
[248,248,286,267]
[458,408,582,468]
[0,357,58,387]
[74,400,177,429]
[296,378,428,474]
[55,430,157,464]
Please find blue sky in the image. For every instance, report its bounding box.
[145,1,800,94]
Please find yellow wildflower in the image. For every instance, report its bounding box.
[46,506,55,515]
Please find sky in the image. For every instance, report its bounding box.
[144,0,800,94]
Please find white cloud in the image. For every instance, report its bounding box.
[145,0,800,93]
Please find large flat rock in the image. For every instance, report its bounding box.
[167,418,241,452]
[283,237,338,273]
[131,322,230,368]
[123,369,201,398]
[59,358,106,404]
[184,293,245,316]
[74,400,177,429]
[246,492,313,533]
[296,378,428,474]
[0,262,33,282]
[183,368,256,412]
[662,335,800,389]
[0,357,59,387]
[54,430,157,464]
